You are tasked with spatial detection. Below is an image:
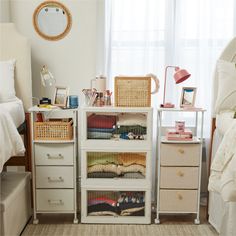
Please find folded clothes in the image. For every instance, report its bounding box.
[118,164,146,176]
[88,197,117,207]
[88,211,118,216]
[88,203,118,214]
[88,164,146,176]
[87,153,120,166]
[118,153,146,167]
[120,207,145,216]
[88,172,118,178]
[87,114,116,129]
[88,128,115,133]
[118,202,145,210]
[122,172,145,179]
[114,125,147,135]
[88,164,122,175]
[88,131,113,139]
[117,113,147,127]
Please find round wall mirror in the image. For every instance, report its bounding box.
[33,1,72,41]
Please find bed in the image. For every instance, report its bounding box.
[208,37,236,235]
[0,23,32,172]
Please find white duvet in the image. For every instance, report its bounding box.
[0,108,25,172]
[208,120,236,202]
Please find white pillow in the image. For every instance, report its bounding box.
[0,59,16,103]
[215,59,236,113]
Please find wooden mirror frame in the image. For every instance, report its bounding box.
[33,1,72,41]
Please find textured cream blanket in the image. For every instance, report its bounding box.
[208,120,236,201]
[0,108,25,172]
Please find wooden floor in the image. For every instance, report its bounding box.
[22,206,218,236]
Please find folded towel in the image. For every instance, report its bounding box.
[88,131,113,139]
[114,125,147,135]
[88,128,114,133]
[117,113,147,127]
[88,152,120,166]
[87,114,116,129]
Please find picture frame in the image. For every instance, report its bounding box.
[180,87,197,108]
[53,86,68,107]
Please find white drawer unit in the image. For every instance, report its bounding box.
[155,108,205,225]
[29,108,78,224]
[80,107,153,224]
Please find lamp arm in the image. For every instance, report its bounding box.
[162,65,179,105]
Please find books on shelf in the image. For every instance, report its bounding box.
[166,128,193,141]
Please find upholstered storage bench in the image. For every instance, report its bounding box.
[0,172,32,236]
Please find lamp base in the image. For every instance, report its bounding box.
[160,103,175,108]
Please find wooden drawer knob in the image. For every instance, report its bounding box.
[177,171,184,177]
[177,193,183,200]
[178,149,185,154]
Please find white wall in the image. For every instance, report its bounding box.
[9,0,99,104]
[0,0,10,22]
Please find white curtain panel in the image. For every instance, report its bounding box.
[104,0,236,137]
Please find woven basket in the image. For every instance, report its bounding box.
[115,76,151,107]
[34,120,73,140]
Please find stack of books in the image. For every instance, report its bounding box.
[166,128,193,141]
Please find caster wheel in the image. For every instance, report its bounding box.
[155,218,160,224]
[73,219,79,224]
[33,219,39,224]
[194,219,200,225]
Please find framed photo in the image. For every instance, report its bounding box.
[53,86,68,107]
[180,87,197,107]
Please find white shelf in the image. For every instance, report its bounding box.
[157,107,206,112]
[81,140,151,150]
[33,140,75,144]
[80,107,153,224]
[81,179,151,189]
[161,136,201,144]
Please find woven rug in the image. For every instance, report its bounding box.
[22,223,218,236]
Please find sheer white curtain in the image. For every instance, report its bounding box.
[104,0,236,137]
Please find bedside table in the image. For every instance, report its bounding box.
[29,107,78,224]
[155,108,205,224]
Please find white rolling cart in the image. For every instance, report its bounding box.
[29,107,78,224]
[80,106,153,224]
[155,108,205,224]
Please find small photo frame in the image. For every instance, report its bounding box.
[53,86,68,107]
[180,87,197,107]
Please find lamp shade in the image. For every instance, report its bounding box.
[174,68,191,84]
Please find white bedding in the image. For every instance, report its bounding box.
[0,98,25,128]
[216,110,235,135]
[208,120,236,201]
[209,128,236,235]
[0,107,25,172]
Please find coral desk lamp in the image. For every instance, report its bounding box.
[160,66,191,108]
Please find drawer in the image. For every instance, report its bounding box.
[35,143,74,165]
[159,190,198,212]
[36,166,74,188]
[36,189,74,211]
[160,143,200,166]
[160,167,199,189]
